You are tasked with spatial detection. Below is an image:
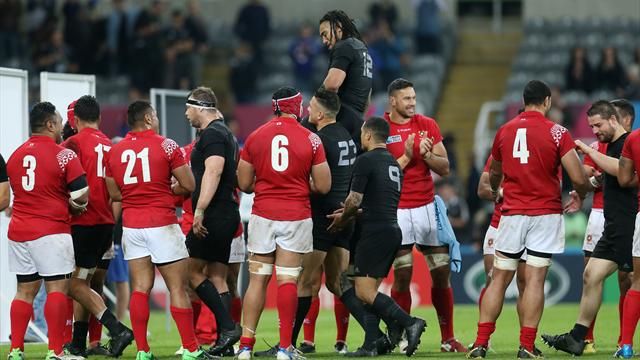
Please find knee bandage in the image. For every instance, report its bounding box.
[425,253,450,269]
[493,255,519,271]
[526,255,552,268]
[248,260,273,276]
[74,267,96,280]
[393,252,413,269]
[275,265,302,280]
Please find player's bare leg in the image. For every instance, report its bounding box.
[88,268,108,350]
[226,263,242,324]
[239,252,274,357]
[518,262,548,354]
[324,247,350,354]
[128,257,157,355]
[114,280,130,321]
[542,257,617,356]
[515,262,526,327]
[391,247,413,313]
[9,279,43,358]
[618,259,640,358]
[292,250,326,350]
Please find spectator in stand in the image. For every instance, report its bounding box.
[129,0,165,97]
[32,29,69,73]
[63,0,95,74]
[565,46,593,94]
[289,23,321,94]
[413,0,446,54]
[233,0,270,63]
[369,0,398,31]
[0,0,22,67]
[370,20,407,93]
[437,180,470,244]
[165,10,195,89]
[106,0,139,76]
[624,64,640,100]
[185,0,209,87]
[229,42,258,104]
[595,47,627,94]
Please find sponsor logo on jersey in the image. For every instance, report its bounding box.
[387,135,402,144]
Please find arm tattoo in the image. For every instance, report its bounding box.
[342,191,363,220]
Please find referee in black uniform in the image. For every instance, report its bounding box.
[0,153,9,211]
[183,87,241,355]
[319,10,373,149]
[328,117,426,357]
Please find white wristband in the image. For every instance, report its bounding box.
[589,176,601,188]
[194,209,205,217]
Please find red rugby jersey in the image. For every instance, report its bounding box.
[483,155,502,228]
[106,129,186,228]
[7,136,85,241]
[491,111,574,216]
[240,116,326,221]
[384,112,443,208]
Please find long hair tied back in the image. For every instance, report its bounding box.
[319,10,363,43]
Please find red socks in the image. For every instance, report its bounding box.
[277,282,298,349]
[474,322,496,348]
[620,293,627,345]
[520,326,537,352]
[88,314,102,346]
[585,314,596,342]
[10,299,32,351]
[334,296,350,343]
[63,296,73,344]
[621,289,640,345]
[303,297,320,344]
[45,292,68,354]
[240,336,256,350]
[390,289,412,314]
[195,305,216,345]
[231,297,242,324]
[191,300,202,327]
[171,306,198,352]
[432,287,455,341]
[478,287,487,310]
[130,291,151,352]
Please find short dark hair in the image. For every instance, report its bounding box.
[611,98,635,122]
[73,95,100,123]
[30,101,57,133]
[127,100,153,127]
[587,100,618,120]
[523,80,551,106]
[188,86,218,108]
[363,116,390,143]
[313,87,340,117]
[319,10,363,42]
[387,78,414,96]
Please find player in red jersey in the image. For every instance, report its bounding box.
[617,105,640,358]
[469,81,589,359]
[236,87,331,360]
[61,96,133,358]
[105,101,214,360]
[6,102,90,360]
[382,78,464,352]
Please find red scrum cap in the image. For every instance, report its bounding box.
[67,100,78,129]
[272,92,303,119]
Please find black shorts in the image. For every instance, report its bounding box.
[353,222,402,278]
[71,224,114,269]
[186,206,240,264]
[591,222,634,272]
[313,215,353,252]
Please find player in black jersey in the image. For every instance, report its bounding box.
[0,153,9,211]
[286,88,357,353]
[328,117,426,357]
[183,87,241,355]
[319,10,373,148]
[543,101,638,357]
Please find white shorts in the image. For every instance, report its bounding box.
[398,202,439,247]
[495,214,565,255]
[102,243,115,260]
[122,224,189,264]
[247,214,312,254]
[583,209,604,253]
[632,213,640,257]
[9,234,75,277]
[483,226,498,255]
[228,235,246,264]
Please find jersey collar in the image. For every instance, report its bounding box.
[272,116,299,125]
[127,129,156,138]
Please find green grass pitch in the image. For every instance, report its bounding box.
[0,304,623,359]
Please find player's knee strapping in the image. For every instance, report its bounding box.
[74,267,96,280]
[275,265,302,280]
[493,255,519,271]
[248,260,273,276]
[424,253,450,269]
[393,252,413,269]
[526,254,552,268]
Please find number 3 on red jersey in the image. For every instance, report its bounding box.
[512,128,530,164]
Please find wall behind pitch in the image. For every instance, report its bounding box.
[0,67,29,343]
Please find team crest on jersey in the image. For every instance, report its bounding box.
[550,124,568,147]
[309,133,322,153]
[57,148,77,171]
[161,138,179,156]
[387,135,402,144]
